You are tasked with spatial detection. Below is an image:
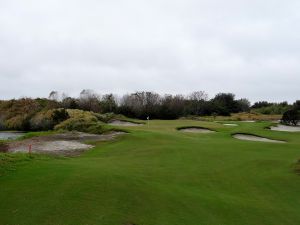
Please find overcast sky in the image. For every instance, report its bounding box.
[0,0,299,103]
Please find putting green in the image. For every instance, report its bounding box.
[1,120,300,225]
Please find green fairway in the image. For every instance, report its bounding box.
[1,120,300,225]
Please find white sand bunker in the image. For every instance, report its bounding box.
[223,123,238,126]
[9,141,93,154]
[6,131,126,156]
[270,125,300,132]
[233,134,285,143]
[109,120,142,126]
[179,128,215,133]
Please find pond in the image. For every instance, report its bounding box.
[0,132,25,140]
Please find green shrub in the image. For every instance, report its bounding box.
[281,109,300,126]
[93,113,116,123]
[52,109,70,124]
[0,117,5,130]
[252,104,292,115]
[29,109,70,131]
[4,115,31,131]
[29,110,55,131]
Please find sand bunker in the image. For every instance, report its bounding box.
[179,128,215,133]
[270,125,300,132]
[9,141,93,155]
[108,120,142,126]
[271,120,281,124]
[233,134,285,143]
[223,123,238,126]
[4,131,125,156]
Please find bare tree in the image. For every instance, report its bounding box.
[101,94,117,113]
[119,92,161,118]
[188,91,208,101]
[48,91,59,101]
[79,89,101,112]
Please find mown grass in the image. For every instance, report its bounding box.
[20,131,59,139]
[176,125,216,131]
[295,159,300,174]
[0,120,300,225]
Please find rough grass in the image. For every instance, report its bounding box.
[21,131,58,139]
[0,154,43,176]
[0,120,300,225]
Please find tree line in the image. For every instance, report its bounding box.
[0,90,299,131]
[47,90,299,119]
[48,90,252,119]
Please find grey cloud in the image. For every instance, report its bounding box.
[0,0,299,103]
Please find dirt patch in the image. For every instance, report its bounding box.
[270,125,300,132]
[9,141,93,156]
[108,120,143,126]
[179,127,215,133]
[6,131,126,156]
[233,134,285,143]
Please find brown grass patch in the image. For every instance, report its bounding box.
[200,113,281,122]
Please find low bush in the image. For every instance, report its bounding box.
[252,103,291,115]
[52,109,70,124]
[93,113,118,123]
[4,115,31,131]
[54,109,103,132]
[29,109,70,131]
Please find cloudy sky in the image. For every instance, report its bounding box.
[0,0,299,102]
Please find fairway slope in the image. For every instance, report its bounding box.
[1,120,300,225]
[108,120,143,126]
[177,126,216,133]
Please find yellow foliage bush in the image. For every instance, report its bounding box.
[54,109,102,131]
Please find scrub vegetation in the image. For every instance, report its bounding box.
[0,91,299,132]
